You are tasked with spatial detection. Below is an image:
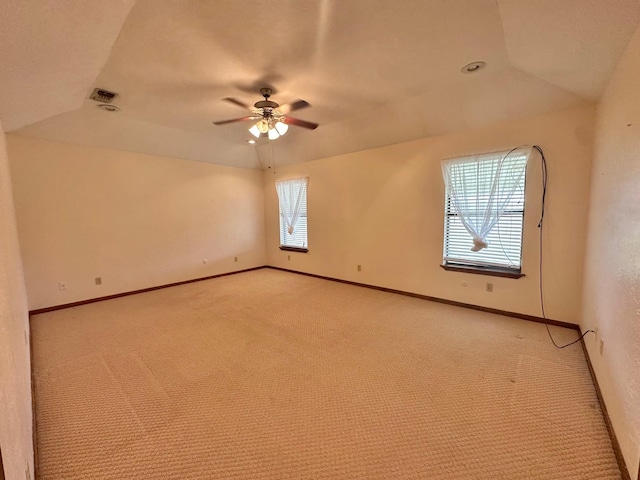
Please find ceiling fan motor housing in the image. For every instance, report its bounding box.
[255,87,279,111]
[254,100,279,110]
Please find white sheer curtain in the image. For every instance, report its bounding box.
[276,177,308,235]
[441,148,530,252]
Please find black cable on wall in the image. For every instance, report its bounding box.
[533,145,593,349]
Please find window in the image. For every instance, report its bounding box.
[442,149,530,275]
[276,177,308,252]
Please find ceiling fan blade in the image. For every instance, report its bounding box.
[212,116,257,125]
[283,117,319,130]
[278,100,310,115]
[223,97,253,110]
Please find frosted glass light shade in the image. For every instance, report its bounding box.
[249,124,261,138]
[275,121,289,136]
[268,128,280,140]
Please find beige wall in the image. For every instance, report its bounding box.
[8,135,267,310]
[265,105,595,324]
[0,122,34,479]
[582,25,640,479]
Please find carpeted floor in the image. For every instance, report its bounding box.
[31,268,622,479]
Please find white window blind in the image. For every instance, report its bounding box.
[442,149,529,271]
[276,177,308,249]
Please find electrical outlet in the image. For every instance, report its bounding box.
[357,265,362,272]
[58,281,67,290]
[599,339,604,356]
[234,256,238,262]
[95,277,102,285]
[486,282,493,292]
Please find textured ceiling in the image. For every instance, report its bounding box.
[3,0,640,169]
[0,0,136,131]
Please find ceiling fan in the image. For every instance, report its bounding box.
[212,88,318,140]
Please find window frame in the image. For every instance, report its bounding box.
[277,178,309,253]
[441,150,528,279]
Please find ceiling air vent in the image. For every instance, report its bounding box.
[89,88,118,103]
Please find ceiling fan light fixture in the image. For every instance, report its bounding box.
[257,119,269,133]
[249,124,261,138]
[268,128,280,140]
[216,88,318,139]
[275,121,289,136]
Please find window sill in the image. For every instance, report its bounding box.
[440,264,524,279]
[280,246,309,253]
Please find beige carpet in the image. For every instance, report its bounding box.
[31,268,622,479]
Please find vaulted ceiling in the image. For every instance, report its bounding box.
[2,0,639,169]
